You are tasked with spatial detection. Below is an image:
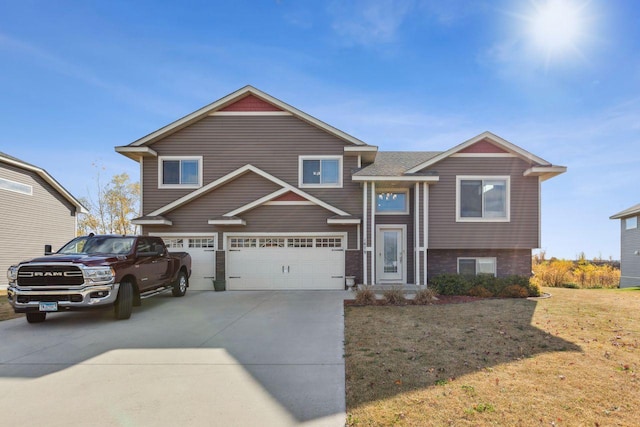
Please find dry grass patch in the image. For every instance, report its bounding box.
[345,287,640,426]
[0,289,22,321]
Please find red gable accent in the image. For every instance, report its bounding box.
[220,94,283,112]
[459,139,509,154]
[273,191,307,202]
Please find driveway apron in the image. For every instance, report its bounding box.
[0,290,348,426]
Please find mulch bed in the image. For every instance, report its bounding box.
[344,295,483,306]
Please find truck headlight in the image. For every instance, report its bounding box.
[7,266,18,282]
[84,266,115,283]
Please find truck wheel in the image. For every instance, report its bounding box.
[172,271,188,297]
[26,312,46,323]
[114,281,133,320]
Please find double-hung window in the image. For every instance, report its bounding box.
[299,156,342,188]
[458,257,497,276]
[457,176,509,222]
[159,156,202,189]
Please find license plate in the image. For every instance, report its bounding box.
[39,301,58,312]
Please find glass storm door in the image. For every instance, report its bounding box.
[377,227,404,282]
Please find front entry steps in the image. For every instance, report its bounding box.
[365,283,427,294]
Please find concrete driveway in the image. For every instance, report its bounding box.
[0,290,348,426]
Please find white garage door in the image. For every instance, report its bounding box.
[161,237,216,291]
[227,236,345,290]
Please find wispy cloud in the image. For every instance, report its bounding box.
[327,0,414,46]
[0,32,183,119]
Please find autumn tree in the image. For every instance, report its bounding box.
[78,170,140,236]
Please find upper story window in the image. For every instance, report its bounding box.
[159,156,202,189]
[376,190,409,214]
[299,156,342,188]
[458,257,497,276]
[0,177,33,196]
[626,216,638,230]
[457,176,510,222]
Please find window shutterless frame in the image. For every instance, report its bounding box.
[455,176,510,222]
[375,189,409,214]
[158,156,203,189]
[457,257,497,276]
[298,155,343,188]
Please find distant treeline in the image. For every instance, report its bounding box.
[532,252,620,289]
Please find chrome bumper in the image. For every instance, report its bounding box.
[7,283,121,311]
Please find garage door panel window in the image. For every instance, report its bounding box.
[229,236,343,249]
[163,238,184,249]
[230,238,257,248]
[189,238,215,248]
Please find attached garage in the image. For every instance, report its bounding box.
[226,234,346,290]
[160,236,216,291]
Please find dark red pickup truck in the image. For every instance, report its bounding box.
[6,235,192,323]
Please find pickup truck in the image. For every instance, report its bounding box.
[6,235,192,323]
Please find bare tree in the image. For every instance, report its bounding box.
[78,167,140,236]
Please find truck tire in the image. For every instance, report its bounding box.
[26,312,46,323]
[114,281,133,320]
[172,271,188,297]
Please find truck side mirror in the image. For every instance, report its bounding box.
[44,245,53,255]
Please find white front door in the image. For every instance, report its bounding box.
[376,226,406,282]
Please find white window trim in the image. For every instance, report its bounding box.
[158,156,203,189]
[298,155,343,188]
[626,216,638,230]
[375,189,410,215]
[456,176,510,222]
[457,257,497,276]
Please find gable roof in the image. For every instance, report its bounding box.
[405,131,552,173]
[0,151,88,214]
[115,86,371,160]
[610,203,640,220]
[147,164,351,218]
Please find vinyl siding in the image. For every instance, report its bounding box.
[142,115,362,216]
[144,203,357,249]
[620,218,640,287]
[423,157,539,249]
[0,164,77,282]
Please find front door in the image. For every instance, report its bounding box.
[376,226,405,282]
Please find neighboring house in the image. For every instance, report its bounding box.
[0,152,87,285]
[610,204,640,288]
[115,86,566,291]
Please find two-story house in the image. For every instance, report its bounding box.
[610,204,640,287]
[116,86,566,291]
[0,152,87,286]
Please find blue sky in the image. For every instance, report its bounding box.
[1,0,638,260]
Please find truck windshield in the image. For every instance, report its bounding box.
[58,236,135,256]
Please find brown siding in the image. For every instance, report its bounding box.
[0,163,77,280]
[142,115,362,216]
[427,249,532,278]
[424,157,539,249]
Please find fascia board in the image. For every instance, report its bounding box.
[127,86,367,148]
[352,176,440,182]
[405,131,552,174]
[0,156,88,214]
[149,164,350,217]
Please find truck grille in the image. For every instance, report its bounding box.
[17,265,84,286]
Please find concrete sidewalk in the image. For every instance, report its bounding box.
[0,290,348,426]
